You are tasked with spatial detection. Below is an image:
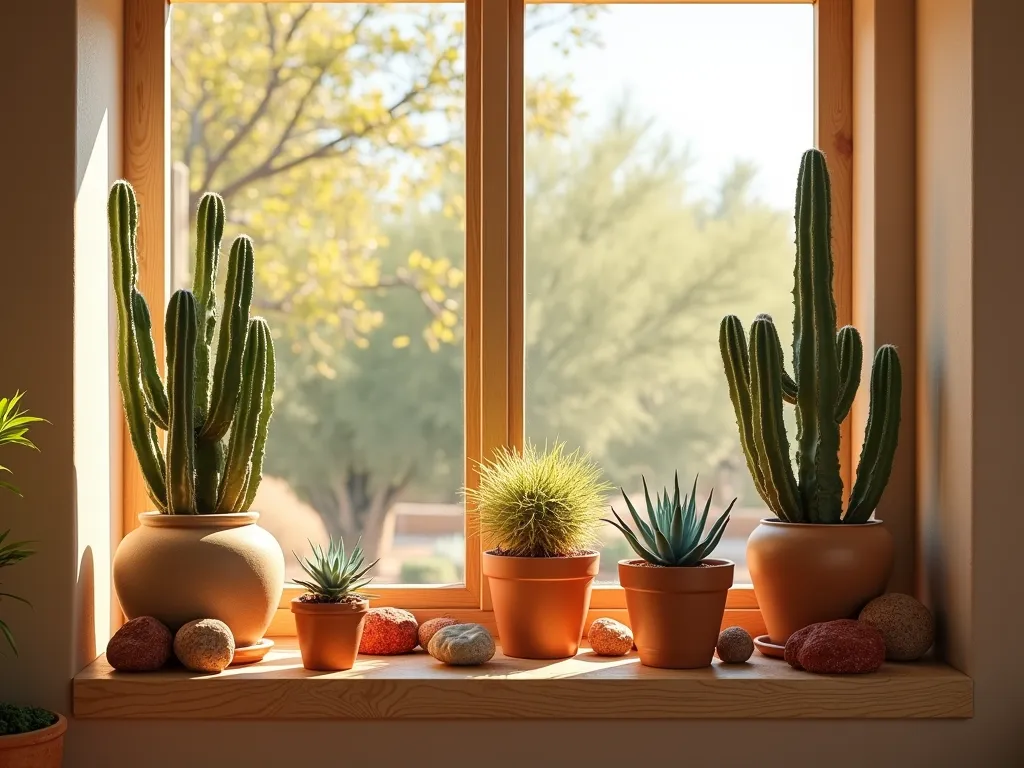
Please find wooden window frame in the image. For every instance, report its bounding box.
[123,0,851,636]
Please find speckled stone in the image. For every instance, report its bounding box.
[427,623,495,666]
[359,607,419,655]
[418,617,460,649]
[785,619,885,674]
[716,626,754,663]
[173,618,235,673]
[588,618,634,657]
[859,593,935,661]
[106,616,173,672]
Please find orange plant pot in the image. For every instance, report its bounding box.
[0,713,66,768]
[619,559,734,669]
[291,598,369,671]
[483,551,598,659]
[746,518,894,644]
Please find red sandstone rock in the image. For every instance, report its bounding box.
[359,607,419,655]
[785,619,885,674]
[106,616,173,672]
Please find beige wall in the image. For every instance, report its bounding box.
[2,0,1024,765]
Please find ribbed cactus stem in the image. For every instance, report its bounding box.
[132,291,169,430]
[793,149,843,524]
[835,325,863,422]
[847,345,902,523]
[217,318,272,513]
[241,319,275,511]
[191,193,225,420]
[165,290,199,514]
[108,181,167,511]
[720,315,769,505]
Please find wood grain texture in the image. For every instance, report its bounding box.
[123,0,169,535]
[816,0,854,492]
[74,638,971,720]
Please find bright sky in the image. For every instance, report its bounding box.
[527,4,815,209]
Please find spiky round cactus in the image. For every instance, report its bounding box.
[719,149,901,524]
[108,180,275,514]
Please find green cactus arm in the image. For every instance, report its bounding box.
[203,236,255,441]
[131,291,169,430]
[792,149,844,524]
[846,345,902,523]
[240,319,275,511]
[190,193,225,421]
[749,316,802,521]
[719,315,772,506]
[108,181,167,511]
[193,438,223,515]
[217,318,270,513]
[835,325,864,423]
[755,315,799,404]
[165,290,199,514]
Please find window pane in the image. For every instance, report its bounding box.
[524,3,814,583]
[170,3,467,585]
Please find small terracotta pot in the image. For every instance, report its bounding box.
[0,713,66,768]
[291,597,369,671]
[619,558,734,669]
[483,550,598,659]
[746,518,894,644]
[113,512,285,647]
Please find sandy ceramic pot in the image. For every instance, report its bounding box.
[619,558,734,669]
[291,597,369,671]
[483,551,598,659]
[0,713,66,768]
[746,518,894,644]
[113,512,284,647]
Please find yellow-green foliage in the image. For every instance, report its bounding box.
[467,442,611,558]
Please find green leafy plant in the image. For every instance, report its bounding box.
[0,392,46,655]
[109,181,276,515]
[0,702,57,736]
[294,537,378,603]
[466,442,612,558]
[605,474,735,567]
[719,149,902,525]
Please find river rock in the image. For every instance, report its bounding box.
[359,607,418,655]
[588,618,633,656]
[716,626,754,663]
[858,593,935,661]
[427,623,495,665]
[418,617,460,649]
[785,619,885,674]
[107,616,173,672]
[174,618,235,673]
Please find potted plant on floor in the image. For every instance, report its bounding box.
[291,537,378,671]
[468,442,610,659]
[0,393,66,767]
[606,474,735,668]
[108,181,285,654]
[719,148,901,646]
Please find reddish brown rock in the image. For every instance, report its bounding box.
[785,619,885,674]
[106,616,173,672]
[859,593,935,661]
[359,607,419,655]
[418,617,460,649]
[588,618,634,657]
[716,626,754,663]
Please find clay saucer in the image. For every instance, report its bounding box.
[230,637,275,666]
[753,634,787,659]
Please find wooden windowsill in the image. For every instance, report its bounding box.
[73,639,972,720]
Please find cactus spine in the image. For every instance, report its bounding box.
[108,181,275,514]
[719,149,902,524]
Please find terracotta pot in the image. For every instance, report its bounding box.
[0,713,66,768]
[291,597,369,671]
[113,512,284,647]
[483,551,598,659]
[746,518,894,644]
[619,558,734,669]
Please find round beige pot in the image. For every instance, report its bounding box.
[113,512,284,647]
[746,518,894,645]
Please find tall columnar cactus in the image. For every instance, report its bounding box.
[719,149,901,524]
[108,181,275,514]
